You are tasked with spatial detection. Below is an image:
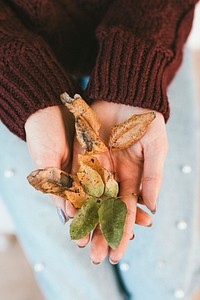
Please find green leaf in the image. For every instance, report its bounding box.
[104,177,119,198]
[70,198,101,240]
[98,198,127,249]
[77,162,104,197]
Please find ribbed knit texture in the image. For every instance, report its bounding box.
[85,0,198,121]
[85,30,172,120]
[0,0,198,140]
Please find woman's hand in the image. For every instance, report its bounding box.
[25,105,74,216]
[68,101,168,264]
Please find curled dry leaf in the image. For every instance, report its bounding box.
[61,93,107,154]
[109,112,156,150]
[78,155,119,198]
[75,116,107,154]
[27,167,87,208]
[60,92,101,134]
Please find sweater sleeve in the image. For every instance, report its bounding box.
[0,2,81,141]
[85,0,198,121]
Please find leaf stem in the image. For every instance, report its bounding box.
[108,147,116,178]
[116,193,142,200]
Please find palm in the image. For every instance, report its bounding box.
[69,101,168,263]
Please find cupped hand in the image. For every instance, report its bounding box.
[68,100,168,264]
[25,105,74,215]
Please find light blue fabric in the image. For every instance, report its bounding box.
[0,48,200,300]
[117,48,200,299]
[0,129,124,300]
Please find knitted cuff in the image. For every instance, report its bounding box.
[85,29,173,121]
[0,40,81,140]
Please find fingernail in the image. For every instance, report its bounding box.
[109,258,119,265]
[151,202,157,214]
[77,245,85,248]
[67,214,74,219]
[150,195,160,214]
[56,207,68,224]
[130,234,135,240]
[91,260,101,265]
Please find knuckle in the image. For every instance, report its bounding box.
[127,209,136,218]
[142,175,161,184]
[34,154,60,169]
[124,231,134,240]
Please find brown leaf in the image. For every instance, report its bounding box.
[27,167,87,208]
[75,116,107,154]
[60,93,100,134]
[109,112,156,150]
[78,155,103,176]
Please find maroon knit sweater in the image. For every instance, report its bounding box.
[0,0,198,140]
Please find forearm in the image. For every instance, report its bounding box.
[0,1,81,140]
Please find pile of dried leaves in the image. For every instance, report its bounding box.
[27,93,155,249]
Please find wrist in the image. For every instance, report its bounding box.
[91,100,164,127]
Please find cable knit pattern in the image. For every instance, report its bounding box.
[0,0,199,140]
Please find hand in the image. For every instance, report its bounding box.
[67,101,168,264]
[25,105,74,215]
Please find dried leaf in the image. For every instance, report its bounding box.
[75,116,107,154]
[98,198,127,249]
[60,93,101,134]
[77,162,104,197]
[78,155,119,198]
[104,175,119,198]
[64,187,87,209]
[27,167,87,208]
[70,198,101,240]
[78,155,103,176]
[109,112,156,150]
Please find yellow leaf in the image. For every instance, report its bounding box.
[75,116,107,154]
[109,112,156,150]
[78,155,119,198]
[77,162,104,197]
[104,175,119,198]
[27,167,87,208]
[60,93,100,134]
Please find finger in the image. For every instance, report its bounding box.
[137,195,145,205]
[90,225,109,264]
[142,142,168,212]
[71,138,83,174]
[76,234,90,248]
[65,201,77,218]
[109,180,138,263]
[50,195,69,224]
[135,207,152,227]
